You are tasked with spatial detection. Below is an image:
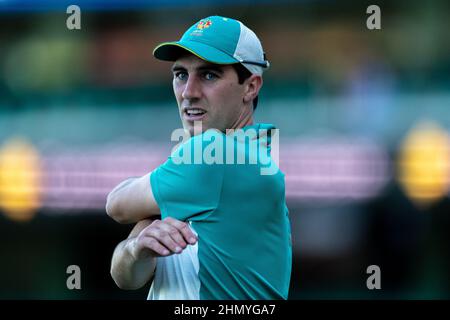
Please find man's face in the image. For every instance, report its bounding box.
[172,54,250,135]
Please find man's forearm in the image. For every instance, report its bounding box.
[110,237,157,290]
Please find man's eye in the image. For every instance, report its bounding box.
[203,72,218,80]
[175,72,188,80]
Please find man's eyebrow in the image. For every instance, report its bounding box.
[171,64,225,74]
[171,65,186,73]
[196,65,225,74]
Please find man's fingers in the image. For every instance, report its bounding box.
[158,223,188,249]
[131,217,197,261]
[140,237,170,256]
[164,217,197,244]
[146,228,183,254]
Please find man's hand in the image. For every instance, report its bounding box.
[127,217,198,260]
[110,217,198,290]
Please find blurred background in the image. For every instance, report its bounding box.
[1,0,449,299]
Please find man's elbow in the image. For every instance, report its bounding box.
[110,266,146,290]
[112,276,145,290]
[105,194,131,224]
[115,282,143,290]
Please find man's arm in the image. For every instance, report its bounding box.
[110,217,198,290]
[106,172,160,224]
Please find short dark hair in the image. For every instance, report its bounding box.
[232,63,259,110]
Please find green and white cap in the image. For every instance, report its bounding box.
[153,16,270,75]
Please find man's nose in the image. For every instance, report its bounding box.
[182,76,201,100]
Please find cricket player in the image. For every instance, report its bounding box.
[107,16,292,300]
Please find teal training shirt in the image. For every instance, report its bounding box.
[149,123,292,300]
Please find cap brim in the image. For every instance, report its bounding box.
[153,40,239,65]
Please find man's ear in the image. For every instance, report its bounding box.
[243,75,263,104]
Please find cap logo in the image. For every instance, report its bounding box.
[196,19,212,30]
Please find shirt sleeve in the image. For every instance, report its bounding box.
[150,136,224,222]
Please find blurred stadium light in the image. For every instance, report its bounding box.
[398,121,450,207]
[0,138,41,221]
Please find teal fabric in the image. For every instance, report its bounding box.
[150,123,292,299]
[153,16,241,64]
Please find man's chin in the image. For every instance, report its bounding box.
[183,121,209,136]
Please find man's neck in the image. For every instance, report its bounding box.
[229,108,254,131]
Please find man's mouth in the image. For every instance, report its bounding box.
[184,108,207,121]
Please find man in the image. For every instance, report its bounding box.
[106,16,292,300]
